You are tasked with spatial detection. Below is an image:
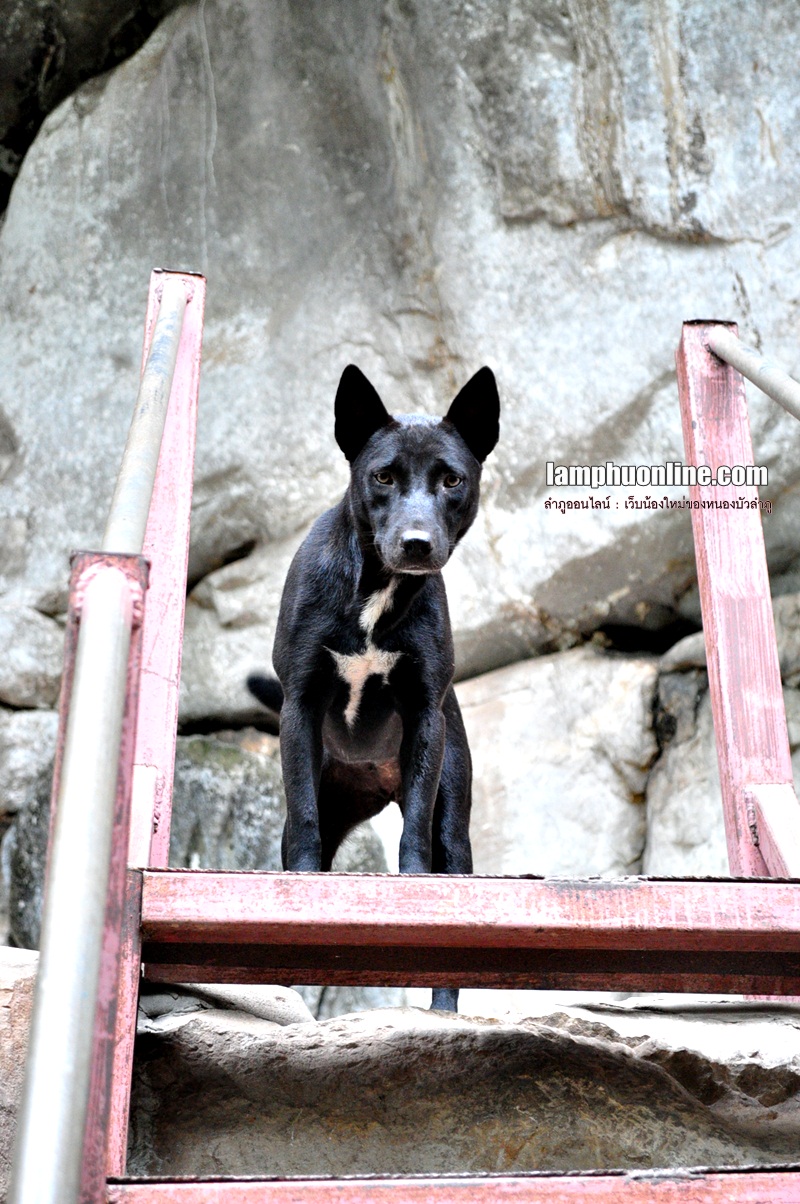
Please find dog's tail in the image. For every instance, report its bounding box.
[246,672,284,714]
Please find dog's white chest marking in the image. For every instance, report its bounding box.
[328,581,401,728]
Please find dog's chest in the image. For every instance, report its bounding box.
[327,581,402,728]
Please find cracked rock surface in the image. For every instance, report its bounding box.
[459,647,658,876]
[2,2,800,718]
[126,1005,798,1176]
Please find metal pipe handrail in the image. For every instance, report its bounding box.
[102,274,188,554]
[9,569,134,1204]
[706,326,800,424]
[9,274,189,1204]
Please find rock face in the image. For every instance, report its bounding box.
[539,997,800,1150]
[644,667,800,876]
[4,762,52,952]
[127,1006,796,1177]
[0,0,185,208]
[168,731,286,875]
[3,1,800,718]
[3,729,404,1015]
[458,647,658,876]
[138,982,316,1031]
[0,946,37,1199]
[4,1,800,1177]
[0,709,58,824]
[0,706,58,938]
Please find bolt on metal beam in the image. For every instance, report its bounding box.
[705,325,800,425]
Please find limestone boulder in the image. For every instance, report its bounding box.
[0,708,58,822]
[138,982,315,1032]
[457,647,658,877]
[0,946,37,1200]
[0,0,184,208]
[0,607,63,709]
[3,2,800,716]
[542,996,800,1149]
[4,728,404,1013]
[127,1006,795,1177]
[643,669,800,874]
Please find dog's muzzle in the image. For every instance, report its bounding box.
[386,527,446,573]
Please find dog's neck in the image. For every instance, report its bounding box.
[357,540,431,620]
[339,498,433,628]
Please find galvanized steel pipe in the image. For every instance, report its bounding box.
[102,275,188,554]
[9,568,134,1204]
[706,326,800,424]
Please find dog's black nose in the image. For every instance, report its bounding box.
[402,530,432,559]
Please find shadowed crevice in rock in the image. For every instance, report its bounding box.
[178,710,280,737]
[0,406,19,483]
[0,0,187,211]
[186,537,257,593]
[597,617,701,657]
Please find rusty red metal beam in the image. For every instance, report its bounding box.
[106,1169,800,1203]
[139,872,800,994]
[676,321,797,876]
[81,560,147,1204]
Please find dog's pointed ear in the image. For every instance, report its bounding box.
[334,365,393,462]
[444,367,500,463]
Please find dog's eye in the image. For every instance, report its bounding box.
[443,473,463,489]
[374,470,394,486]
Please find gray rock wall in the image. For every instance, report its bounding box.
[2,3,800,1176]
[0,0,185,207]
[2,0,800,720]
[2,1,800,887]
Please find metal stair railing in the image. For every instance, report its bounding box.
[677,321,800,877]
[10,294,800,1202]
[8,270,206,1204]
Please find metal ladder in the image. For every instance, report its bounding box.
[10,276,800,1201]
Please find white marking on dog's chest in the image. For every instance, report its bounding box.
[328,581,401,728]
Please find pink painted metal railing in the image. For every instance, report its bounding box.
[676,322,800,877]
[8,270,205,1204]
[13,296,800,1204]
[105,1168,800,1203]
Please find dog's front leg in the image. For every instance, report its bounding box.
[279,696,325,871]
[398,706,446,874]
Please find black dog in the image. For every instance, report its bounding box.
[248,364,500,1010]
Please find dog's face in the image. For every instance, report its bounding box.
[335,366,500,575]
